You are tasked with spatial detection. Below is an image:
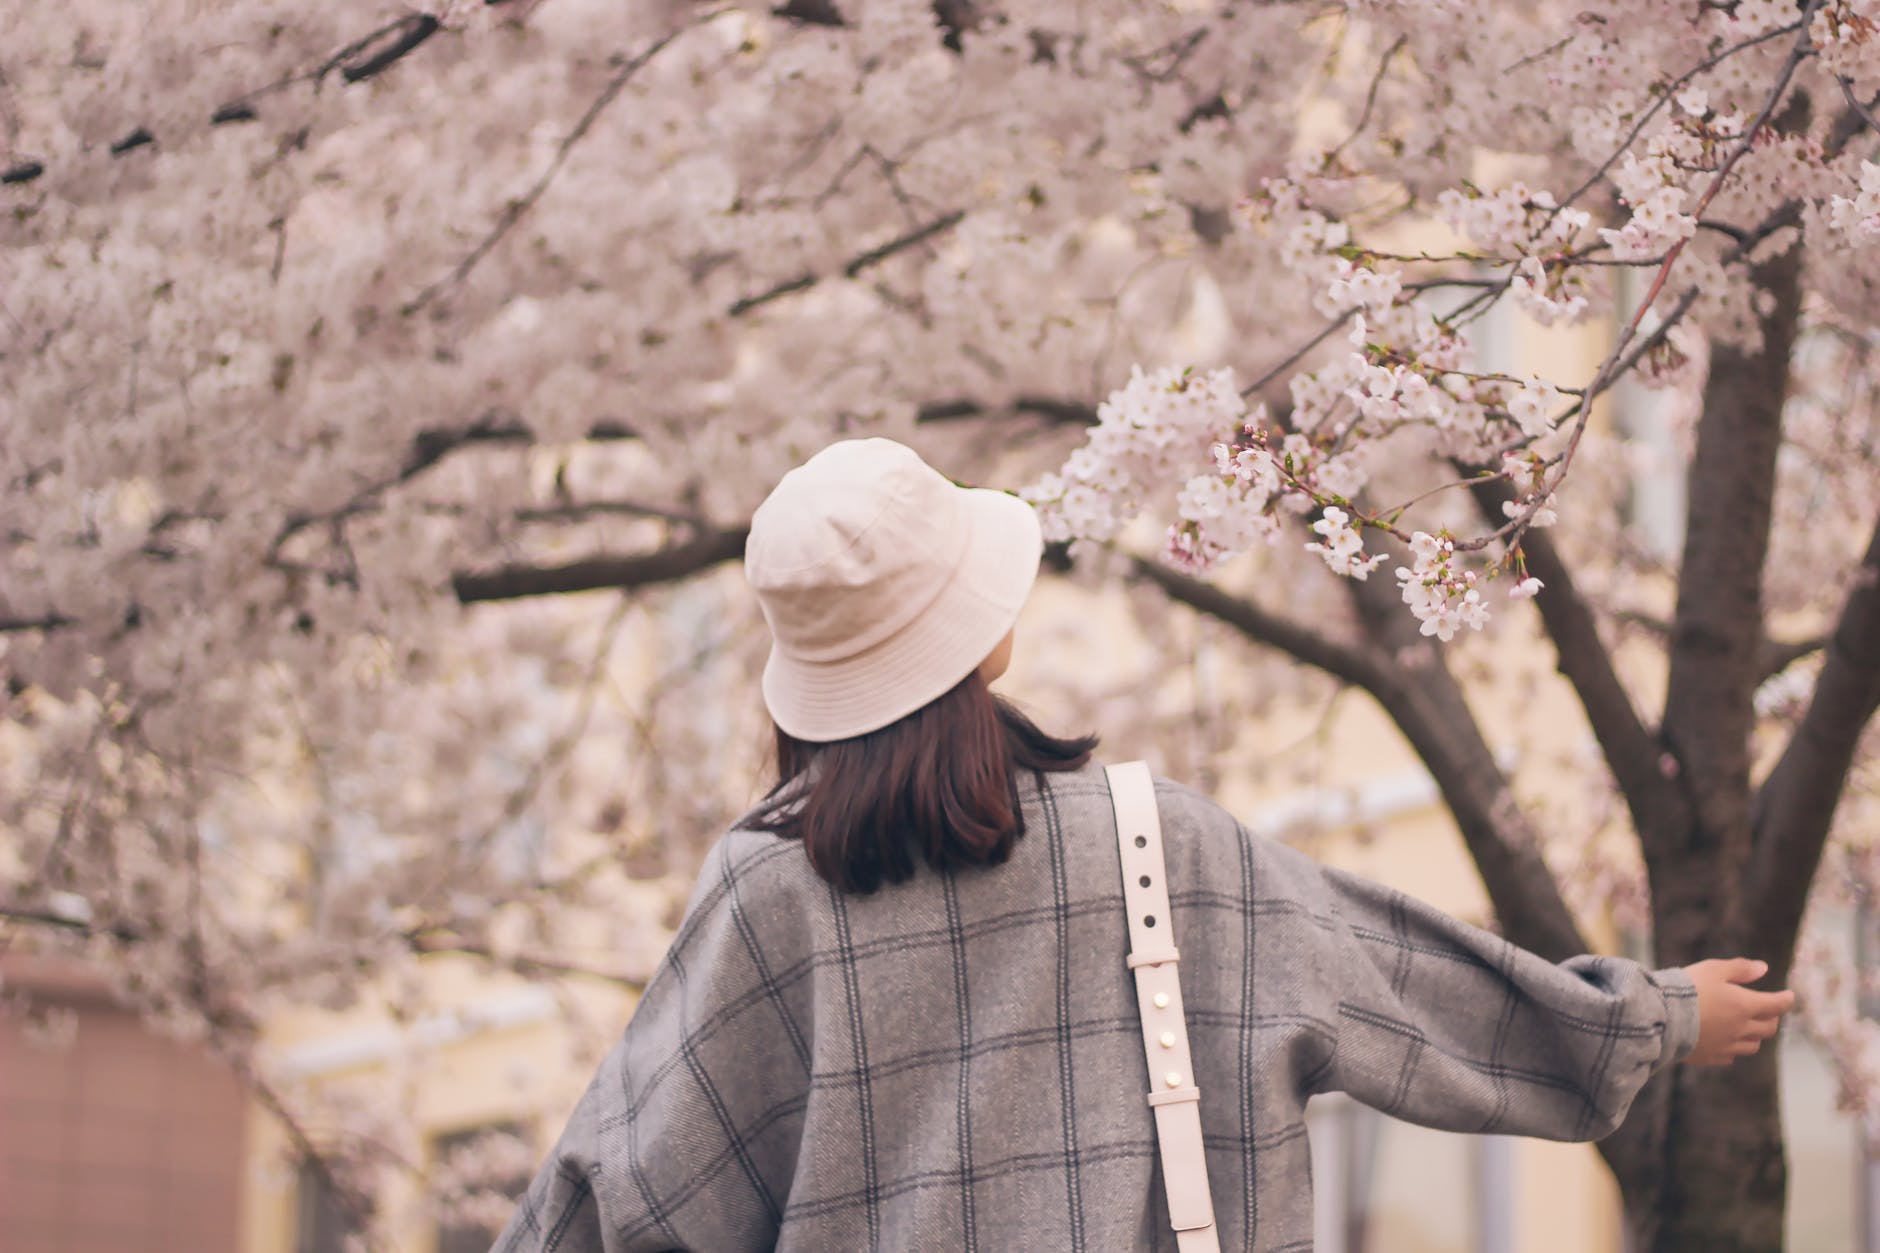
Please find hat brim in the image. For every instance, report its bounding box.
[760,487,1041,742]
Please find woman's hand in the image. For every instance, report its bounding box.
[1683,958,1797,1067]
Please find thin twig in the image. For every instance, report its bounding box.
[1228,24,1799,414]
[1498,3,1821,559]
[404,933,647,990]
[1502,33,1575,76]
[1550,18,1803,221]
[1838,74,1880,137]
[1238,306,1360,399]
[404,17,721,314]
[432,594,633,883]
[1323,35,1407,167]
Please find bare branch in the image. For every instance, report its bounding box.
[451,527,749,603]
[1758,634,1829,682]
[1612,610,1822,685]
[1468,476,1691,854]
[728,210,966,316]
[319,14,440,85]
[917,395,1097,426]
[266,410,527,569]
[1126,557,1386,690]
[1744,515,1880,974]
[1656,173,1807,956]
[0,613,75,633]
[1133,549,1588,964]
[1335,556,1591,964]
[0,12,457,189]
[405,932,647,991]
[1837,75,1880,139]
[773,0,845,27]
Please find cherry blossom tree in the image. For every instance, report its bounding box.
[2,0,1877,1248]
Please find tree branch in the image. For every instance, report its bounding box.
[916,395,1098,426]
[1325,549,1656,1182]
[319,14,440,85]
[1323,35,1407,166]
[405,932,647,991]
[25,397,1093,638]
[1743,515,1880,976]
[1656,178,1806,959]
[266,410,529,569]
[1126,557,1387,690]
[1758,634,1828,682]
[727,210,966,316]
[1467,476,1691,859]
[1610,609,1824,683]
[0,613,76,634]
[0,10,463,188]
[1134,551,1589,965]
[1836,75,1880,140]
[451,527,749,603]
[1338,561,1591,965]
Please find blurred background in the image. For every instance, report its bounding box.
[3,1,1876,1250]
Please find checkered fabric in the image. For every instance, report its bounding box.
[495,762,1698,1252]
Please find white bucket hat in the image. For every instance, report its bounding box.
[745,438,1042,742]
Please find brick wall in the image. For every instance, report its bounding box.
[0,956,246,1253]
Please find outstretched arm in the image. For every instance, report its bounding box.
[1264,837,1787,1141]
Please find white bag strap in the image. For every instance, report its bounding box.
[1106,761,1221,1253]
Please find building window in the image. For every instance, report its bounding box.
[434,1120,534,1253]
[294,1159,360,1253]
[1310,1092,1508,1252]
[1856,895,1880,1252]
[1610,266,1689,564]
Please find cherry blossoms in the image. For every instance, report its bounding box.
[1029,0,1880,644]
[1,0,1876,1244]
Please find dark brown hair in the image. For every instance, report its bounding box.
[746,674,1098,893]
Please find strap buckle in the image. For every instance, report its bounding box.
[1147,1085,1201,1107]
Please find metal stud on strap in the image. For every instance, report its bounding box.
[1107,761,1221,1253]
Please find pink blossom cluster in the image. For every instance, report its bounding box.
[1396,531,1490,641]
[1026,366,1248,549]
[1830,161,1880,242]
[1305,507,1388,581]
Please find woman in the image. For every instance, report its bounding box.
[496,438,1793,1252]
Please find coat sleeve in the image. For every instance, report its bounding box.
[494,834,814,1253]
[1264,838,1700,1141]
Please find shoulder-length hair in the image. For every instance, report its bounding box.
[746,674,1098,894]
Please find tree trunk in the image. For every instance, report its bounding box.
[1621,1054,1787,1252]
[1621,226,1806,1253]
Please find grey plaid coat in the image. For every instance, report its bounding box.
[496,763,1698,1252]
